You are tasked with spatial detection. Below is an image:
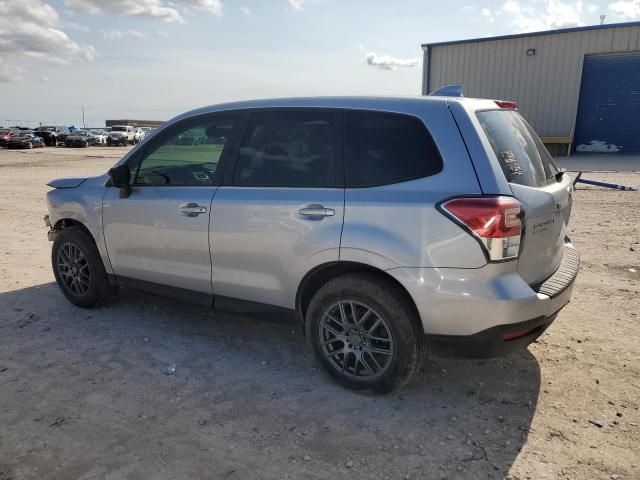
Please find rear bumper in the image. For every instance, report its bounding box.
[426,312,557,358]
[388,243,579,355]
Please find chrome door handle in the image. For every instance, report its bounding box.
[179,202,208,217]
[298,206,335,218]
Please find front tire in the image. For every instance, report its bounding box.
[306,273,425,393]
[52,226,111,308]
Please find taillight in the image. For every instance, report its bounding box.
[440,196,523,261]
[495,100,517,109]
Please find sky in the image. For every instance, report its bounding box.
[1,0,639,127]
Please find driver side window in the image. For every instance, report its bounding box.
[134,116,235,186]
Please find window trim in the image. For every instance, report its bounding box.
[125,112,240,188]
[224,108,345,189]
[343,109,444,189]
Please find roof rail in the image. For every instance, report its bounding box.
[429,84,464,97]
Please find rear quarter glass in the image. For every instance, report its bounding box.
[476,110,559,188]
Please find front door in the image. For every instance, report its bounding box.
[102,114,237,294]
[210,109,344,309]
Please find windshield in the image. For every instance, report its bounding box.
[111,126,127,132]
[73,131,88,136]
[477,110,559,187]
[90,129,103,134]
[0,129,9,134]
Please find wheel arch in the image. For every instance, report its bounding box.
[53,217,94,240]
[295,261,421,333]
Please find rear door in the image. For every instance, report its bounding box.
[209,109,344,309]
[475,109,572,285]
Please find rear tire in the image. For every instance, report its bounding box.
[306,273,425,393]
[52,226,112,308]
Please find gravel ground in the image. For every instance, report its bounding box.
[0,147,638,480]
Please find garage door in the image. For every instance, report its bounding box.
[574,52,640,154]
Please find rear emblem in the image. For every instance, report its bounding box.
[532,217,555,233]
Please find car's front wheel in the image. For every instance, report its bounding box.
[306,273,425,393]
[52,226,113,308]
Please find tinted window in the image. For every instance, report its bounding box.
[344,111,442,187]
[233,111,338,187]
[477,110,559,187]
[133,116,234,186]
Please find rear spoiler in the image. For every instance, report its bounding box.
[429,84,464,97]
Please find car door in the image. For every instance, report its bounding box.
[102,114,238,297]
[210,109,344,310]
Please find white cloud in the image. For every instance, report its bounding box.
[64,0,223,23]
[587,2,600,12]
[609,0,640,18]
[186,0,223,16]
[65,0,183,22]
[491,0,586,32]
[481,7,495,22]
[63,21,91,33]
[39,76,52,83]
[502,0,523,14]
[0,0,95,82]
[288,0,306,10]
[0,60,23,83]
[240,6,251,14]
[365,52,420,71]
[99,29,146,39]
[157,30,169,37]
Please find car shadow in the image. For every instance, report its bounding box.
[0,283,540,479]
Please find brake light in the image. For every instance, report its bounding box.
[495,100,517,109]
[440,197,523,261]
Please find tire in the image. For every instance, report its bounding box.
[51,226,113,308]
[306,273,425,393]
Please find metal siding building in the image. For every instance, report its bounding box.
[421,22,640,153]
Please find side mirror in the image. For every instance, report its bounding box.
[108,164,131,198]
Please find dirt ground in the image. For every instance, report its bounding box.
[0,146,638,480]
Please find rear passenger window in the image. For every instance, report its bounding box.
[345,111,443,187]
[233,111,338,187]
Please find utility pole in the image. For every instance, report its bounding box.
[82,105,86,129]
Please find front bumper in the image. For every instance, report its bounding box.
[66,140,88,147]
[389,244,580,356]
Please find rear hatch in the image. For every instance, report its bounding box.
[475,109,573,285]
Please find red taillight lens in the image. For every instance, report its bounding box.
[441,197,523,261]
[495,100,517,109]
[443,197,522,238]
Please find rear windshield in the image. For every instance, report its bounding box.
[112,127,127,132]
[477,110,558,187]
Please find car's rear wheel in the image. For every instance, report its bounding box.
[52,226,113,308]
[306,273,425,393]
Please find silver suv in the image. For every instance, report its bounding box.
[45,96,579,392]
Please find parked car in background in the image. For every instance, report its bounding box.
[107,125,135,146]
[7,132,44,149]
[44,95,579,393]
[88,129,108,145]
[0,128,20,147]
[133,128,146,144]
[65,130,97,148]
[35,126,70,146]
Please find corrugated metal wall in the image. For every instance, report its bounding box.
[423,25,640,136]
